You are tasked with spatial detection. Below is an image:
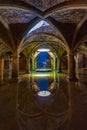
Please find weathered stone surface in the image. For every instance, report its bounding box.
[0,9,36,23]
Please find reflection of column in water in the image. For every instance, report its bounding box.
[16,87,42,130]
[31,72,35,90]
[8,55,12,79]
[16,77,20,109]
[57,73,60,88]
[67,82,72,129]
[53,72,56,81]
[28,72,30,87]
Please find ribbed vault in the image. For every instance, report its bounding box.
[0,0,87,66]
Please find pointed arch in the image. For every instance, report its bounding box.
[72,15,87,49]
[22,33,66,50]
[20,18,69,51]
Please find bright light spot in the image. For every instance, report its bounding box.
[28,20,49,34]
[38,91,51,97]
[37,49,50,52]
[31,73,51,77]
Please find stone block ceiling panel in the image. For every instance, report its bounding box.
[27,34,60,43]
[51,9,87,24]
[21,0,70,11]
[0,9,36,24]
[29,25,60,37]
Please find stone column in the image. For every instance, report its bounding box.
[51,58,54,71]
[74,55,78,74]
[7,55,12,79]
[8,55,12,70]
[57,57,62,73]
[26,58,30,73]
[1,56,4,81]
[53,58,56,71]
[32,58,35,71]
[12,52,19,79]
[68,51,77,81]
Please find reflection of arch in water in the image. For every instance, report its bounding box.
[16,108,42,130]
[16,92,70,130]
[31,72,59,95]
[32,81,40,92]
[16,107,70,130]
[32,80,57,90]
[48,81,57,91]
[16,78,43,119]
[16,77,71,130]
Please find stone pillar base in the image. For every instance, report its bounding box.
[25,71,31,74]
[9,77,21,83]
[57,70,62,73]
[0,80,8,86]
[66,76,78,82]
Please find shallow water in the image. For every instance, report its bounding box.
[0,70,87,130]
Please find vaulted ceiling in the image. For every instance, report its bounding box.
[0,0,87,55]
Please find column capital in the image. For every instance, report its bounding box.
[68,50,74,56]
[12,52,19,59]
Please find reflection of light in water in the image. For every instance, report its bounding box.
[32,73,51,77]
[38,91,51,97]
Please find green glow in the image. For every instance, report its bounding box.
[31,71,57,77]
[31,73,51,77]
